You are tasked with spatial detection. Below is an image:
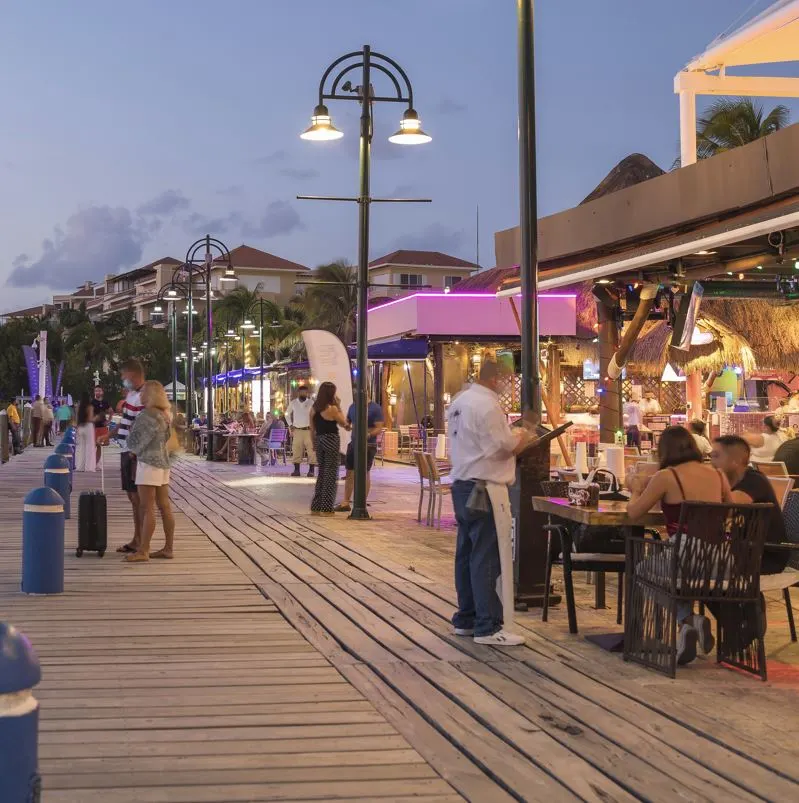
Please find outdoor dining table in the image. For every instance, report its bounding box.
[531,496,664,652]
[236,432,260,465]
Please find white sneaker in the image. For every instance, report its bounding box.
[677,624,698,665]
[688,614,715,655]
[474,630,526,646]
[453,628,474,636]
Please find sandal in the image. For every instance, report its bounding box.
[125,552,149,562]
[116,543,137,554]
[150,550,174,559]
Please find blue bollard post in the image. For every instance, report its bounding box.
[22,487,64,595]
[44,454,71,520]
[0,622,42,803]
[54,442,74,472]
[61,431,75,446]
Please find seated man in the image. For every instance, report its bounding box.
[334,400,384,513]
[710,435,789,645]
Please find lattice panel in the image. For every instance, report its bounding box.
[562,371,598,412]
[498,375,522,414]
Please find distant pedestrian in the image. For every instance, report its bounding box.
[74,394,97,472]
[92,386,111,462]
[124,380,176,562]
[30,395,45,446]
[42,400,55,446]
[309,382,349,516]
[335,399,384,513]
[55,399,72,433]
[7,401,21,455]
[115,359,146,555]
[289,386,316,477]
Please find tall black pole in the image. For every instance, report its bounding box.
[170,301,177,406]
[351,44,372,521]
[259,303,265,418]
[186,278,194,430]
[204,236,215,461]
[518,0,540,416]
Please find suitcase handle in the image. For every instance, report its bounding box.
[99,445,105,494]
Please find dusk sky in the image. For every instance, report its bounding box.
[1,0,796,311]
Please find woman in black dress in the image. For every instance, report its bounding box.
[310,382,349,516]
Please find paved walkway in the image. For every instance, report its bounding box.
[0,448,459,802]
[169,455,799,802]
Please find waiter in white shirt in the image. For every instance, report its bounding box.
[639,390,662,416]
[623,398,643,448]
[447,361,534,646]
[288,386,316,477]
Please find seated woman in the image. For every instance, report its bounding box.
[744,415,790,463]
[627,426,733,666]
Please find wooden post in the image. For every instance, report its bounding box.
[546,343,562,424]
[596,293,622,443]
[381,365,393,432]
[686,372,703,421]
[432,343,444,433]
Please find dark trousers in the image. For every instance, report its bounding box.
[310,433,340,513]
[626,425,640,448]
[451,480,503,638]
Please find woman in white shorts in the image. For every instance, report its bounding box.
[125,380,175,562]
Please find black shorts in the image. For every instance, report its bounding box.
[345,443,377,472]
[121,452,138,493]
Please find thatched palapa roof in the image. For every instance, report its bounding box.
[626,315,756,377]
[581,153,666,205]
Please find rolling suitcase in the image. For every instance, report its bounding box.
[77,446,107,557]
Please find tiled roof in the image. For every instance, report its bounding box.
[368,250,478,270]
[213,245,309,272]
[450,267,518,293]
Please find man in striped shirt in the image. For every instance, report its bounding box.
[116,359,146,554]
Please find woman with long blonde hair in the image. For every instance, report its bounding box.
[125,380,176,562]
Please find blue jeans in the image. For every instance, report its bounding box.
[451,480,503,638]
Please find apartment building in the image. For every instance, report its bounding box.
[6,245,309,326]
[367,250,478,301]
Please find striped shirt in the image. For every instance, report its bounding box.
[118,388,143,453]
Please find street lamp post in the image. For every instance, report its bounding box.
[301,46,431,520]
[153,283,187,407]
[173,235,235,461]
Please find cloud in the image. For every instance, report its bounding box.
[254,149,288,165]
[388,222,468,256]
[243,201,304,238]
[7,206,146,289]
[434,96,467,115]
[136,189,190,216]
[216,185,244,198]
[182,210,244,237]
[278,167,320,180]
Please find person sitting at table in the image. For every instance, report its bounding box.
[688,420,712,457]
[626,425,733,666]
[743,415,790,462]
[214,417,242,459]
[240,409,256,431]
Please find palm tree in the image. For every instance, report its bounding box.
[64,320,115,370]
[675,98,790,166]
[299,260,358,345]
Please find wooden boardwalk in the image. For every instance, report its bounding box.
[0,448,459,802]
[166,455,799,803]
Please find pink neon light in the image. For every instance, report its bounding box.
[368,291,576,312]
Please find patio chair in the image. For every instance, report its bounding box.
[540,480,628,633]
[752,460,789,477]
[759,490,799,644]
[624,501,772,680]
[424,453,452,529]
[412,452,432,524]
[375,429,386,467]
[264,428,289,465]
[766,476,794,509]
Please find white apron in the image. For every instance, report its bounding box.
[485,481,515,631]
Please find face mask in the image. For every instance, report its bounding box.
[299,394,307,401]
[123,379,134,390]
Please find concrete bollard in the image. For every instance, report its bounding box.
[22,487,64,595]
[44,454,71,520]
[54,442,74,472]
[0,622,42,803]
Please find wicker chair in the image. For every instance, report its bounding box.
[624,502,772,680]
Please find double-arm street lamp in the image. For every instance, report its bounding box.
[301,45,431,519]
[241,299,281,418]
[172,235,235,461]
[153,282,187,407]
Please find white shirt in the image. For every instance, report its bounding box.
[639,398,662,415]
[288,397,313,428]
[751,430,789,462]
[692,433,713,456]
[623,401,642,427]
[447,383,520,486]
